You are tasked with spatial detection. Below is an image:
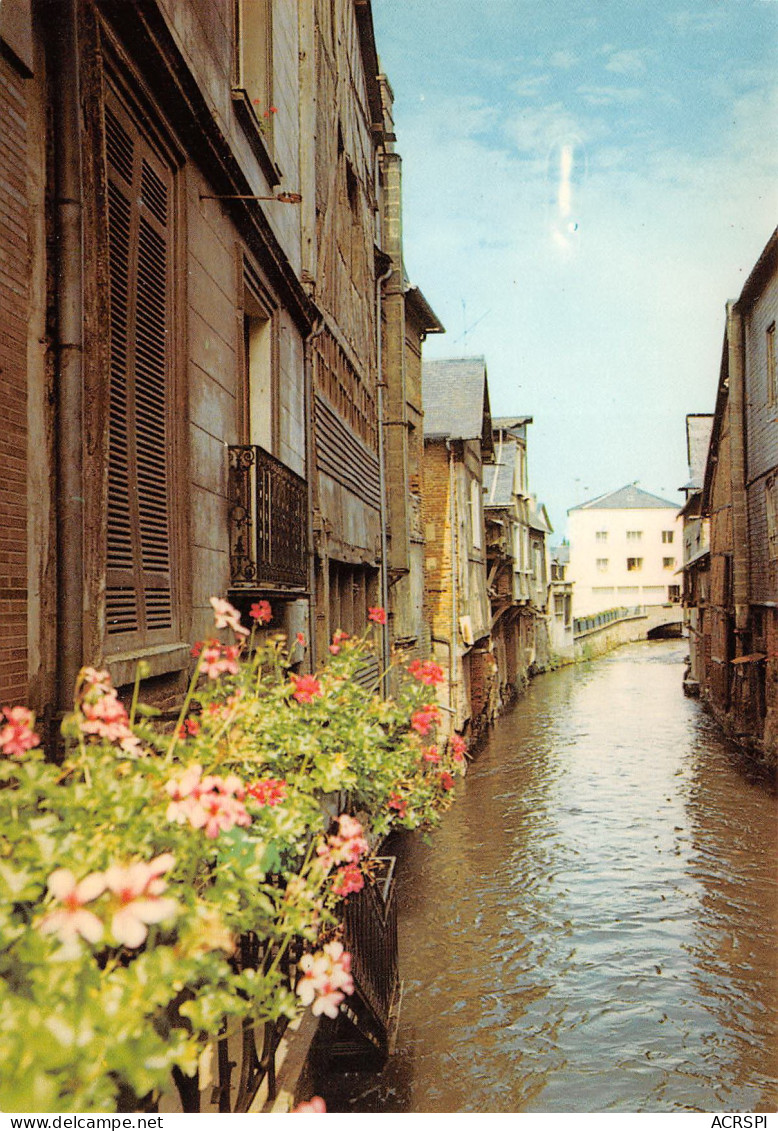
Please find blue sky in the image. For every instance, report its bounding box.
[372,0,778,535]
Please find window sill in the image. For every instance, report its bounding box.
[107,642,191,688]
[231,88,281,187]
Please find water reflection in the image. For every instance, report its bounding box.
[322,642,777,1113]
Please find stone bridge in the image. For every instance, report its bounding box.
[572,604,683,661]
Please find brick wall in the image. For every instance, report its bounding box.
[0,53,29,703]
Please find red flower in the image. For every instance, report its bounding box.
[388,792,407,818]
[247,778,287,807]
[410,704,441,735]
[449,733,467,762]
[368,606,387,625]
[409,659,445,686]
[332,863,364,897]
[0,706,40,759]
[292,1097,326,1114]
[290,674,322,704]
[250,600,272,625]
[422,746,440,764]
[439,771,455,791]
[296,632,306,646]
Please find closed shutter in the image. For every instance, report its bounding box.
[105,91,175,648]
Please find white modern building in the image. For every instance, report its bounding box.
[567,484,683,617]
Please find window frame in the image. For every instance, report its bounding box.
[231,0,281,185]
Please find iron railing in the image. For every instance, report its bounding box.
[341,856,398,1030]
[228,445,308,591]
[573,605,645,637]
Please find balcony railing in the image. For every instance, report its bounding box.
[228,445,308,592]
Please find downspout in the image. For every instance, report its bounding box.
[51,0,84,708]
[303,317,325,672]
[726,300,750,648]
[376,260,393,691]
[447,438,458,724]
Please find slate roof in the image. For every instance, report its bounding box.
[550,544,570,565]
[685,414,714,490]
[422,357,491,442]
[484,439,516,508]
[529,499,553,533]
[568,483,679,512]
[492,415,533,432]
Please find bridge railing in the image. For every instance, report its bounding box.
[573,605,645,638]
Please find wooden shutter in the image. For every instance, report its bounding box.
[105,92,175,648]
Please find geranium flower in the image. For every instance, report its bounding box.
[292,1097,326,1113]
[199,641,241,680]
[410,704,441,735]
[332,864,364,897]
[104,854,179,948]
[317,814,369,869]
[247,778,287,807]
[422,746,440,764]
[210,596,249,637]
[250,599,272,624]
[166,765,251,838]
[290,674,322,704]
[38,868,106,950]
[368,606,387,625]
[0,706,40,758]
[449,734,467,762]
[296,632,306,646]
[408,659,445,686]
[388,792,407,818]
[439,771,455,792]
[296,941,354,1018]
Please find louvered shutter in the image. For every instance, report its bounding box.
[105,92,176,648]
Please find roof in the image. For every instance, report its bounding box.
[550,544,570,564]
[404,284,445,336]
[529,498,553,534]
[568,483,680,512]
[685,414,714,490]
[422,357,493,452]
[492,416,533,432]
[484,439,516,508]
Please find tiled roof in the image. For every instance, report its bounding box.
[422,357,491,441]
[685,414,714,488]
[569,483,679,511]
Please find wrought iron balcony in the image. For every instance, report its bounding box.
[228,445,308,592]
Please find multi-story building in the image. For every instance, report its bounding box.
[548,544,574,662]
[698,227,778,764]
[422,357,494,737]
[679,414,714,693]
[567,484,683,618]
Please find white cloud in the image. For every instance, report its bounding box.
[548,50,578,69]
[575,84,645,107]
[604,49,649,76]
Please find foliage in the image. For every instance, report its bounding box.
[0,602,467,1112]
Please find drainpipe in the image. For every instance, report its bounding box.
[447,438,458,724]
[51,0,84,708]
[376,261,393,690]
[304,316,325,672]
[726,300,750,648]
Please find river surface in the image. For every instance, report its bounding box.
[324,640,778,1113]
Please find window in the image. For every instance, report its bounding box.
[626,530,642,542]
[768,322,776,405]
[662,530,674,543]
[668,585,681,603]
[596,558,609,572]
[554,594,565,619]
[242,278,277,451]
[767,475,778,561]
[626,557,643,571]
[595,530,608,542]
[104,89,179,649]
[663,557,675,569]
[328,562,379,639]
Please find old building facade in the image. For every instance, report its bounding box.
[422,358,494,737]
[697,228,778,765]
[679,413,714,693]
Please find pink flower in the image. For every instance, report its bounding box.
[80,667,113,692]
[0,706,40,758]
[38,868,106,951]
[408,659,445,686]
[329,644,341,655]
[210,596,249,637]
[165,765,251,838]
[104,854,179,947]
[292,1097,326,1114]
[296,940,354,1018]
[368,606,387,625]
[439,771,455,792]
[332,864,364,897]
[247,778,287,807]
[290,674,322,704]
[77,682,144,757]
[198,640,241,680]
[250,600,272,625]
[410,704,441,735]
[317,814,369,870]
[181,718,200,737]
[449,734,467,762]
[422,745,440,764]
[388,792,407,818]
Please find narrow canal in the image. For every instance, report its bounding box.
[324,639,778,1113]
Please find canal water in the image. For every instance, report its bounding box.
[324,640,778,1113]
